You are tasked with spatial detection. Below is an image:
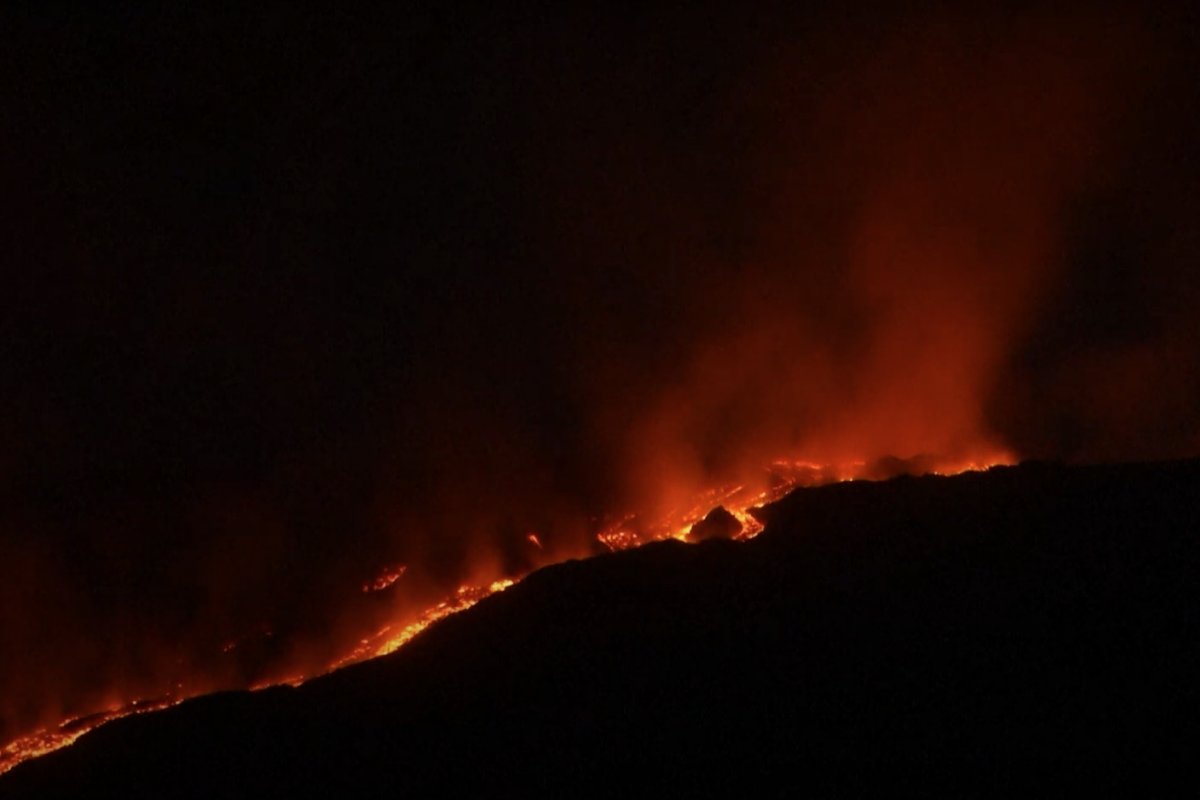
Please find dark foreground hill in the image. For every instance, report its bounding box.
[4,460,1198,795]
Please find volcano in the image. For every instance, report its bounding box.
[2,458,1196,794]
[4,5,1200,795]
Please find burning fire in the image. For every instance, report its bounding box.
[329,579,516,671]
[0,451,1008,778]
[0,2,1178,787]
[0,697,181,776]
[363,564,408,593]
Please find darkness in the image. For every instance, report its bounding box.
[2,4,1198,747]
[6,460,1199,794]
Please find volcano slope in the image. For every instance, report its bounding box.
[4,460,1197,795]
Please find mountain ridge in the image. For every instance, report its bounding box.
[4,459,1197,794]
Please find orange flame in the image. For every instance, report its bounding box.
[362,564,407,593]
[0,454,1010,778]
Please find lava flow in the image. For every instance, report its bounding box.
[0,451,1008,778]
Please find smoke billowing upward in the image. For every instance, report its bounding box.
[2,5,1197,750]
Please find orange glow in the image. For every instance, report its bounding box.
[362,564,407,593]
[0,452,1009,777]
[597,453,1012,552]
[596,515,641,553]
[0,696,181,777]
[4,7,1119,776]
[330,579,516,671]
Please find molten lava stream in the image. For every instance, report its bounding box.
[0,453,1010,778]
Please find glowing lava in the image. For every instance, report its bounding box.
[0,453,1008,778]
[329,579,516,671]
[363,564,408,593]
[0,697,181,777]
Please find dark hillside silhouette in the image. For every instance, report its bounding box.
[4,459,1197,795]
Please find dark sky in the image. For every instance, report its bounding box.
[2,4,1198,743]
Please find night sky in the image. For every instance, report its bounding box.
[2,5,1198,744]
